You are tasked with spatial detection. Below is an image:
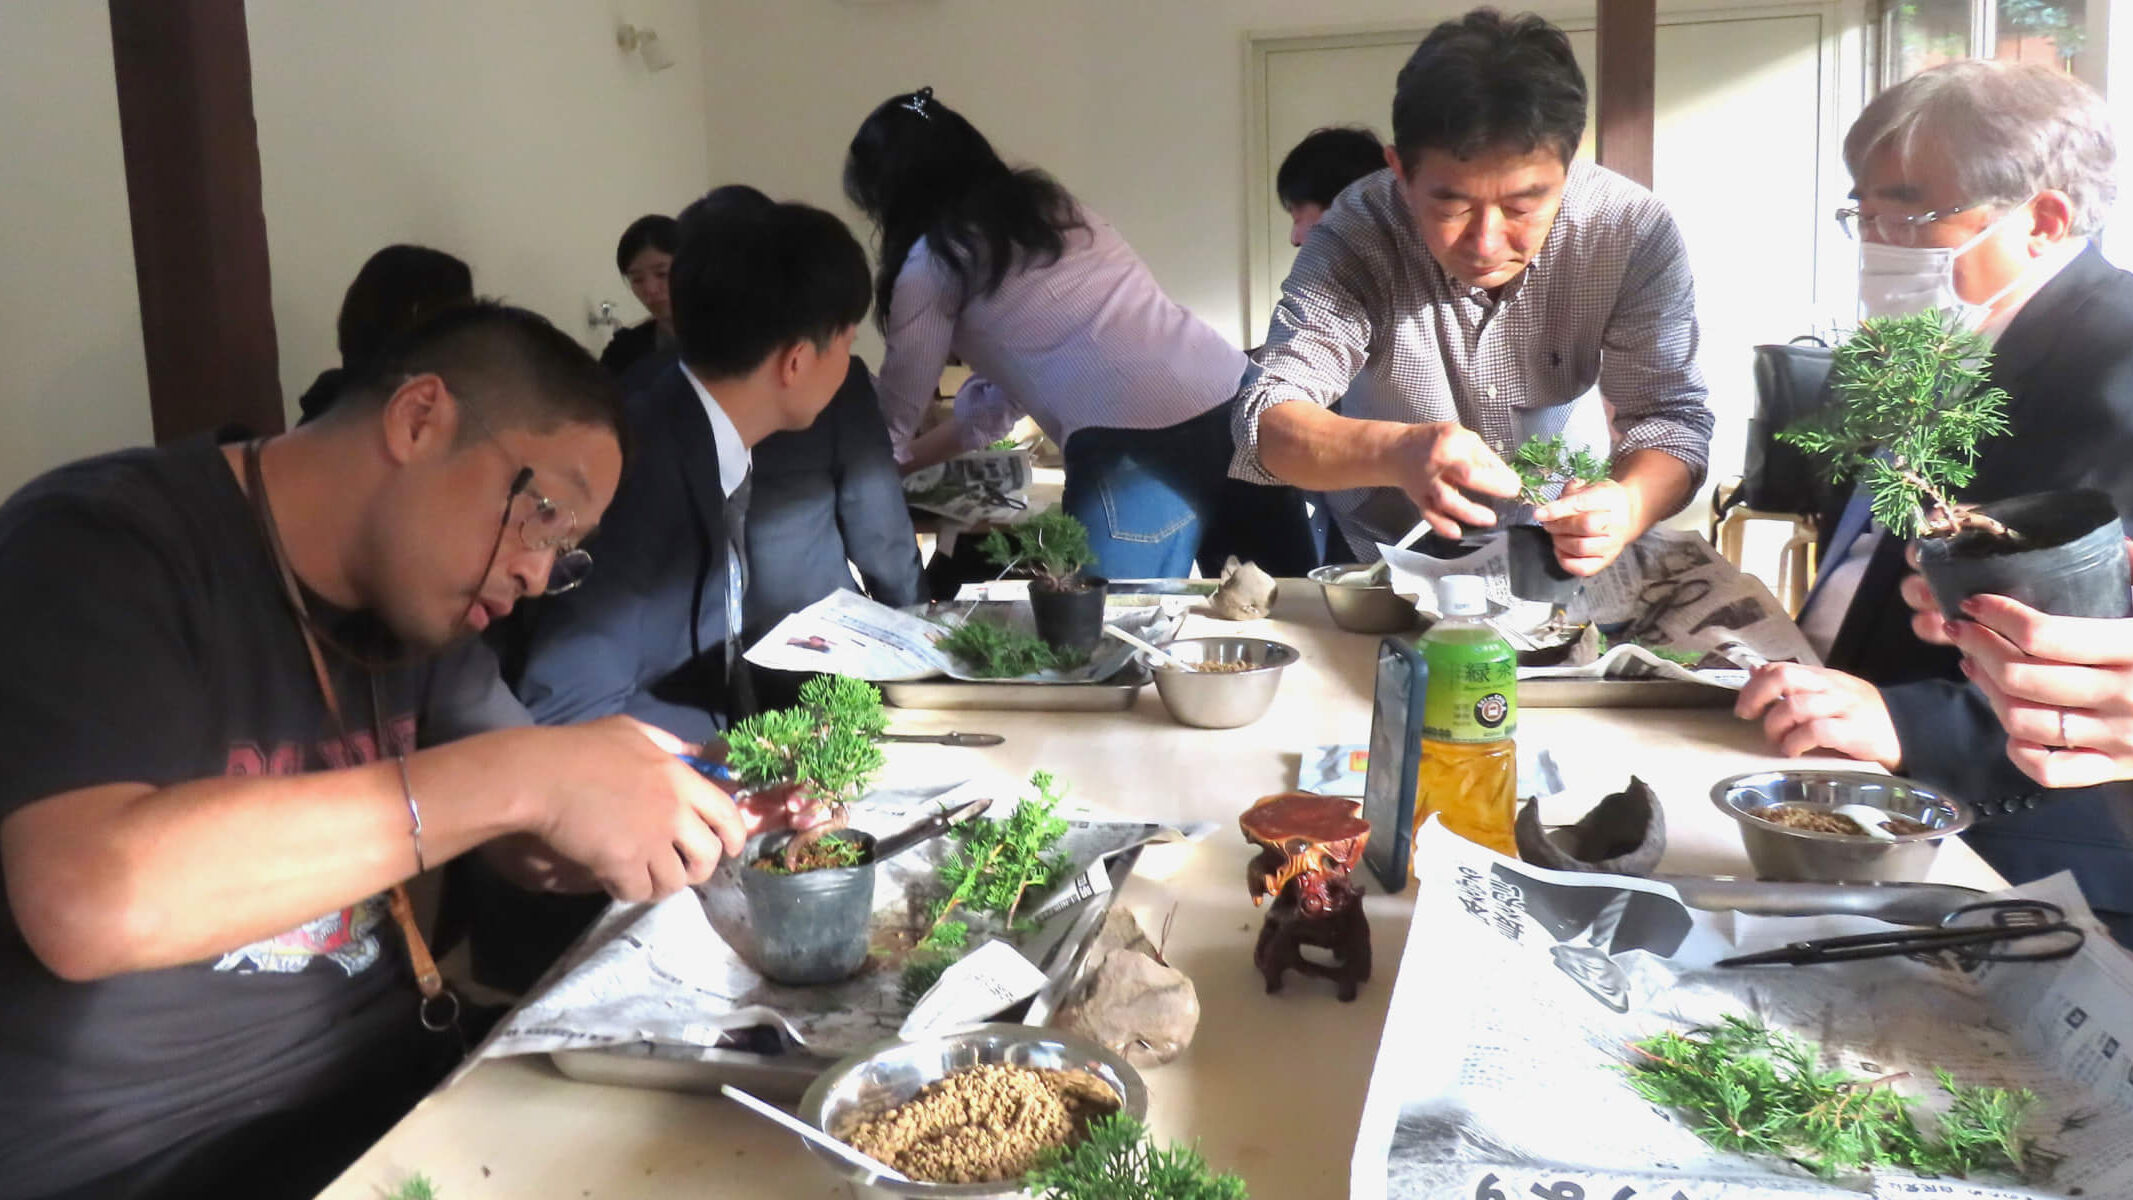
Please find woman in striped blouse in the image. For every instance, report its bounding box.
[844,87,1316,580]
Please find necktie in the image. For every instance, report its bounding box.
[723,468,755,720]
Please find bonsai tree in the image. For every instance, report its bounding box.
[724,674,888,872]
[1779,310,2015,542]
[1511,434,1609,506]
[980,506,1095,592]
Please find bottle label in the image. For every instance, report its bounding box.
[1423,654,1518,742]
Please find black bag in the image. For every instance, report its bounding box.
[1731,336,1837,517]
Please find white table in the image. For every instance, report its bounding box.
[320,588,2002,1200]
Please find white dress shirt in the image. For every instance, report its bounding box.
[681,364,751,497]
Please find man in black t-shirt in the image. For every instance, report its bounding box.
[0,303,815,1200]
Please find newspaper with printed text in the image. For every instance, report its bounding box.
[1379,528,1821,691]
[1351,822,2133,1200]
[902,449,1035,526]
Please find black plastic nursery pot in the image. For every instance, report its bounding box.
[737,829,877,986]
[1504,524,1583,608]
[1030,575,1109,654]
[1914,489,2132,623]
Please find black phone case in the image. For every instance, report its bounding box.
[1361,637,1427,892]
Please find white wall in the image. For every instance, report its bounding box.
[247,0,713,421]
[0,2,152,496]
[696,0,1860,362]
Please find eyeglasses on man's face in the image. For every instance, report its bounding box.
[1833,202,1985,246]
[447,388,595,596]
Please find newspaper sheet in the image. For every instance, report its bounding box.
[1351,822,2133,1200]
[1379,528,1820,691]
[741,588,1183,683]
[902,449,1035,526]
[470,779,1206,1070]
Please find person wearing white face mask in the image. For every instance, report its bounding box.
[1735,59,2133,940]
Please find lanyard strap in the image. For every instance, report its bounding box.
[241,440,459,1033]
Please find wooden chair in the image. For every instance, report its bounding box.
[1708,478,1819,617]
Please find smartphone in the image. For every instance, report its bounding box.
[1361,637,1428,892]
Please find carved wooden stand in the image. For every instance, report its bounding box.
[1240,791,1373,1002]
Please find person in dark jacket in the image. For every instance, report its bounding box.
[598,214,678,381]
[295,245,473,423]
[746,357,925,710]
[1736,60,2133,935]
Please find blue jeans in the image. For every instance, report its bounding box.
[1061,400,1317,579]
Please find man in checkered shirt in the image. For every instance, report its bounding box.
[1231,8,1714,575]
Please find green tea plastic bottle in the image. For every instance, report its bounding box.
[1416,575,1519,858]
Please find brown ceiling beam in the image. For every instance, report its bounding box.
[108,0,284,442]
[1596,0,1657,188]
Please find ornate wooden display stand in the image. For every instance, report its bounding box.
[1240,791,1373,1002]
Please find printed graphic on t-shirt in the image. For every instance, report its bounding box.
[211,717,416,978]
[213,895,388,976]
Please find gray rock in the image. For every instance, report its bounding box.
[1054,909,1199,1067]
[1208,557,1278,621]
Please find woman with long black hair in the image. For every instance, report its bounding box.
[845,86,1315,579]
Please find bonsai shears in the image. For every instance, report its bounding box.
[1717,898,2085,967]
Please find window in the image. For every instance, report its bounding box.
[1881,0,2086,84]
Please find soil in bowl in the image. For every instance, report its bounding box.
[838,1063,1121,1185]
[1192,659,1256,675]
[1753,803,1931,838]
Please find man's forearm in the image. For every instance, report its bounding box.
[1256,400,1428,492]
[2,732,539,981]
[1613,447,1696,536]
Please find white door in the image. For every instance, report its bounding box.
[1248,7,1862,504]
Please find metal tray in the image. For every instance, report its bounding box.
[1521,677,1735,708]
[882,663,1152,712]
[550,845,1144,1099]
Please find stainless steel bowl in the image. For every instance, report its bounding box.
[1711,770,1975,883]
[1143,637,1300,729]
[1307,564,1421,634]
[794,1023,1148,1198]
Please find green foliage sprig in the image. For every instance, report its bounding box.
[1778,311,2015,540]
[935,617,1090,678]
[1626,1016,2039,1182]
[1025,1114,1249,1200]
[724,674,887,804]
[900,771,1072,1002]
[1512,434,1610,506]
[388,1176,439,1200]
[980,507,1095,591]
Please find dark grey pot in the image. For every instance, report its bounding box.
[1914,489,2131,622]
[1030,575,1108,654]
[1505,525,1583,607]
[736,829,876,986]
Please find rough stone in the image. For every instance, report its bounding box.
[1054,909,1199,1067]
[1208,557,1279,621]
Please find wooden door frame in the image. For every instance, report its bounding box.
[108,0,284,443]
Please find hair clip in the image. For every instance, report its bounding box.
[901,86,935,119]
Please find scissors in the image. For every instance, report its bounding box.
[1717,898,2086,967]
[1618,576,1712,644]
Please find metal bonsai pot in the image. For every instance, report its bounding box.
[1029,574,1108,655]
[735,829,877,985]
[1915,489,2131,622]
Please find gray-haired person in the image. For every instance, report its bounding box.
[1736,59,2133,944]
[1231,8,1715,575]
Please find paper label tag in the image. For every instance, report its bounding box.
[899,939,1048,1038]
[1025,863,1113,926]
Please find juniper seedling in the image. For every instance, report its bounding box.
[387,1176,439,1200]
[980,507,1096,592]
[1024,1113,1250,1200]
[1779,310,2016,542]
[1626,1016,2039,1182]
[724,675,888,872]
[1512,434,1610,506]
[900,771,1072,1002]
[934,616,1089,678]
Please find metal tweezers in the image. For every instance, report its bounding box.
[1717,898,2086,967]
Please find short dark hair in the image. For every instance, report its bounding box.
[336,301,624,447]
[614,214,679,275]
[1277,126,1387,211]
[335,244,474,366]
[1392,9,1587,171]
[669,185,871,380]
